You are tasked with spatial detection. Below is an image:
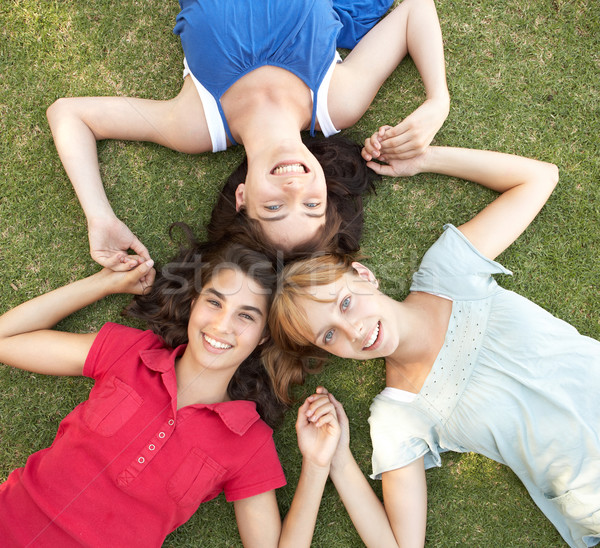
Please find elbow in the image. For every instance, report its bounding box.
[46,97,68,130]
[535,161,559,196]
[550,162,559,188]
[46,97,79,133]
[546,162,559,193]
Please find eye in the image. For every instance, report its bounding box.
[207,298,221,308]
[323,329,334,344]
[239,312,255,321]
[341,296,351,311]
[265,204,282,211]
[305,202,320,208]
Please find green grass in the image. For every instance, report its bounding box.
[1,0,598,546]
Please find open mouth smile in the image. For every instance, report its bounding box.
[203,333,232,350]
[362,321,381,350]
[271,162,308,175]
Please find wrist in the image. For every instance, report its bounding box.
[86,207,118,226]
[426,90,450,109]
[86,269,119,297]
[419,145,442,173]
[329,447,354,477]
[301,457,331,478]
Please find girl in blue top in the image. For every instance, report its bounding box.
[266,146,600,547]
[47,0,449,263]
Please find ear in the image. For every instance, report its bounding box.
[235,183,246,212]
[258,328,270,347]
[351,261,379,289]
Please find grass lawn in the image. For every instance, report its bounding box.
[1,0,598,546]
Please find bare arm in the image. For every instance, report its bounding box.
[364,146,559,259]
[0,261,155,375]
[234,392,340,547]
[326,391,426,547]
[381,460,428,547]
[46,79,211,269]
[330,0,449,155]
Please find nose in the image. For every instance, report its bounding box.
[214,309,234,334]
[283,177,302,190]
[344,319,363,342]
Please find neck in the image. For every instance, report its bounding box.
[384,293,452,392]
[174,355,232,410]
[223,67,312,147]
[385,298,430,367]
[235,99,309,154]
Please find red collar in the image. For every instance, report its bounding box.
[139,345,261,435]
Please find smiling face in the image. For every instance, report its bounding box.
[235,142,327,250]
[294,265,399,360]
[184,267,269,374]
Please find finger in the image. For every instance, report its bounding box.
[121,255,144,270]
[305,394,332,418]
[296,399,311,430]
[309,402,337,424]
[307,388,330,403]
[378,125,394,138]
[135,259,155,277]
[142,267,156,293]
[383,147,422,161]
[104,255,138,272]
[305,396,333,419]
[366,161,397,177]
[130,236,151,263]
[314,409,340,430]
[362,135,380,161]
[379,130,414,151]
[327,393,347,421]
[127,260,155,294]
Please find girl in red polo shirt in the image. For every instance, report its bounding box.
[0,239,340,547]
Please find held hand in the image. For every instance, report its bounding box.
[362,96,448,165]
[88,215,151,271]
[296,389,341,469]
[363,140,431,178]
[99,259,156,296]
[315,387,353,473]
[382,97,449,160]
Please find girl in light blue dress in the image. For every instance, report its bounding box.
[265,145,600,547]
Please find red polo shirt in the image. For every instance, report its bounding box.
[0,323,286,547]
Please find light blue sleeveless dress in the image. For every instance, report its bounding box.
[369,224,600,548]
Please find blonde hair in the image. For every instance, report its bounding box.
[265,254,355,403]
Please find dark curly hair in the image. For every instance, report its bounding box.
[206,134,379,261]
[126,224,287,429]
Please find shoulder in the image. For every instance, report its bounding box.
[410,225,512,300]
[83,323,164,379]
[369,393,442,477]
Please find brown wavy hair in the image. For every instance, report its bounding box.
[126,224,288,428]
[206,134,378,261]
[264,254,356,404]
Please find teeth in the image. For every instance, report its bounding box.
[272,163,306,175]
[204,334,232,350]
[364,322,380,349]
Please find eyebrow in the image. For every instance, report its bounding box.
[312,295,340,344]
[204,288,264,316]
[256,210,326,222]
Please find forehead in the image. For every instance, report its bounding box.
[203,268,269,313]
[297,270,374,301]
